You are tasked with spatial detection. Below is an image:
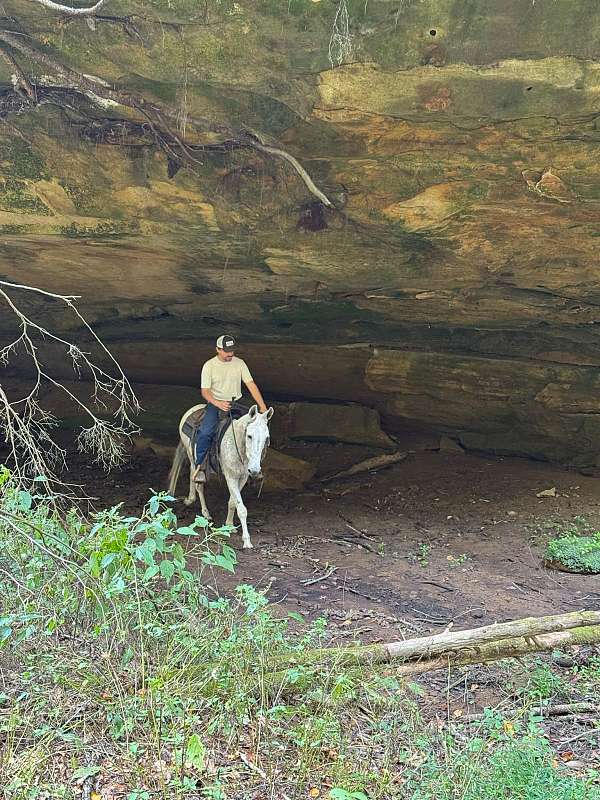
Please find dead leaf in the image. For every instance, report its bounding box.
[309,788,320,798]
[560,751,575,762]
[536,487,557,498]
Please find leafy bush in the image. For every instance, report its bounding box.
[1,467,599,799]
[545,532,600,573]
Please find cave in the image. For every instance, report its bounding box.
[2,0,600,479]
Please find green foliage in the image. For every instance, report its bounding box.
[545,532,600,573]
[410,717,598,799]
[1,468,598,799]
[519,662,566,702]
[59,220,135,238]
[0,178,49,215]
[0,139,48,181]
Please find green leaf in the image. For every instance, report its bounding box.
[100,552,118,569]
[159,559,175,581]
[185,734,205,771]
[135,538,157,566]
[72,765,101,781]
[148,496,160,515]
[17,490,32,511]
[287,612,305,623]
[177,525,199,537]
[0,626,13,643]
[143,564,159,581]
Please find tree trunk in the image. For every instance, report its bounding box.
[269,610,600,670]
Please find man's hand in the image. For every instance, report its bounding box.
[215,400,231,412]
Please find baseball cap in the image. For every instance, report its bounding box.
[216,334,236,352]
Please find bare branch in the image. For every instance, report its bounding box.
[0,280,141,494]
[27,0,109,18]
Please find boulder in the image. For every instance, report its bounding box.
[261,449,315,492]
[288,402,395,450]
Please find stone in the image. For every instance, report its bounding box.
[438,436,464,454]
[261,449,316,492]
[288,402,395,450]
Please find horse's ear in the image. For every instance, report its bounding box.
[248,405,258,418]
[265,406,274,420]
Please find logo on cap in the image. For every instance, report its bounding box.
[216,334,236,351]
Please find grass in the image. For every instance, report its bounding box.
[1,469,600,799]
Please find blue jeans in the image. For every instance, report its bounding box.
[195,403,220,467]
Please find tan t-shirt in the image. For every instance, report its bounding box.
[200,356,253,402]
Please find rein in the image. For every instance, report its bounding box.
[228,407,245,468]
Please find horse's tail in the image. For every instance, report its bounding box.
[167,441,187,495]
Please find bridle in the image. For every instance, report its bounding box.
[229,406,270,471]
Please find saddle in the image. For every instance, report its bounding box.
[182,401,248,479]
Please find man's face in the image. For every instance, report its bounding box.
[217,348,235,362]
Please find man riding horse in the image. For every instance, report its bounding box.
[193,334,268,483]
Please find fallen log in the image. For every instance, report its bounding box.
[320,450,408,482]
[268,610,600,670]
[384,624,600,678]
[265,623,600,695]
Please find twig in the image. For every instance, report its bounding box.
[337,584,381,603]
[421,580,456,593]
[301,565,338,586]
[545,703,600,716]
[238,752,293,800]
[559,728,600,746]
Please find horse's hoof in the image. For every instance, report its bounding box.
[243,542,254,550]
[184,498,194,507]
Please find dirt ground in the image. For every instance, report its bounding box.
[57,436,600,768]
[78,435,600,642]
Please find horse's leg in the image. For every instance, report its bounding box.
[226,474,248,526]
[184,458,196,506]
[225,474,252,549]
[196,481,212,521]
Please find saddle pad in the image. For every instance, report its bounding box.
[183,402,249,478]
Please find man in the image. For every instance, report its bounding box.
[193,334,268,481]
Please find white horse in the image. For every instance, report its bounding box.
[167,403,273,549]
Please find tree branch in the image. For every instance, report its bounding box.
[0,280,141,493]
[27,0,109,17]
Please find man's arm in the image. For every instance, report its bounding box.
[245,381,267,413]
[201,387,231,412]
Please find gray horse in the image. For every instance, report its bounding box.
[167,403,273,549]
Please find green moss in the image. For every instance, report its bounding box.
[0,224,29,234]
[545,532,600,574]
[0,140,48,181]
[58,180,99,215]
[59,220,136,238]
[0,179,50,215]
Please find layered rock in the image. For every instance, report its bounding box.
[2,0,600,465]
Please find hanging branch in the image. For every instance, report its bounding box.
[0,27,333,206]
[0,280,141,493]
[27,0,109,17]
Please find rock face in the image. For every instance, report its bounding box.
[2,0,600,465]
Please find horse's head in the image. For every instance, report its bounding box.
[245,405,273,476]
